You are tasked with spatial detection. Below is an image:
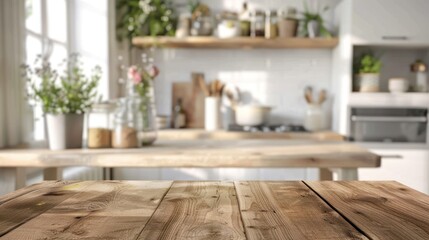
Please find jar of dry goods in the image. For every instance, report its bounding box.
[111,98,138,148]
[251,10,265,37]
[87,102,115,148]
[265,10,278,39]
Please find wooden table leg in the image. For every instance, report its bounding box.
[43,167,62,180]
[336,168,358,180]
[0,168,26,194]
[319,168,333,180]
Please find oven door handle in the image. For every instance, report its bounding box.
[351,116,427,122]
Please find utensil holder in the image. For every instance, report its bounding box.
[205,97,221,131]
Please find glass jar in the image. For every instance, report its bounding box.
[134,82,158,146]
[265,10,278,39]
[87,102,115,148]
[251,10,265,37]
[112,98,138,148]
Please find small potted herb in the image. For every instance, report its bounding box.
[24,54,101,150]
[301,2,331,38]
[353,53,382,92]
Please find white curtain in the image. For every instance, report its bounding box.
[0,0,26,148]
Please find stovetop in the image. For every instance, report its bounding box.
[227,124,308,133]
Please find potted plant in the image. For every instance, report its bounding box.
[24,54,101,150]
[301,2,331,38]
[353,53,382,92]
[116,0,177,41]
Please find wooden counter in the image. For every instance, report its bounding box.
[0,139,380,190]
[1,181,428,240]
[158,129,345,141]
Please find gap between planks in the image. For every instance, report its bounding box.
[302,180,371,240]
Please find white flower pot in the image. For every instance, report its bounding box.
[46,114,84,150]
[307,20,320,38]
[356,73,380,92]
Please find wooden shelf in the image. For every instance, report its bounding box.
[132,36,339,49]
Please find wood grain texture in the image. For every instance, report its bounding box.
[1,181,172,240]
[305,181,429,240]
[0,181,65,206]
[0,139,380,168]
[158,129,345,141]
[0,181,86,237]
[132,36,339,49]
[137,181,245,240]
[234,181,367,240]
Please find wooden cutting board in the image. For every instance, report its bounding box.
[172,77,205,128]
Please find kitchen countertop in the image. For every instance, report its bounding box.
[0,139,378,168]
[1,180,428,239]
[158,129,345,141]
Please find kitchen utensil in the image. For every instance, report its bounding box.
[197,75,210,97]
[304,86,313,103]
[388,78,409,93]
[235,105,272,126]
[318,89,327,104]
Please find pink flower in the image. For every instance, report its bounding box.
[128,66,142,84]
[146,65,160,79]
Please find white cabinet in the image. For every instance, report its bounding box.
[351,0,429,45]
[359,148,429,194]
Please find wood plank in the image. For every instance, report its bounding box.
[132,36,339,49]
[0,181,67,206]
[158,129,345,141]
[137,181,245,240]
[305,181,429,240]
[1,181,172,240]
[235,181,367,240]
[0,139,380,168]
[0,181,87,237]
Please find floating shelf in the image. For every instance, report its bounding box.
[132,36,339,49]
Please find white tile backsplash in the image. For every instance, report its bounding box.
[151,48,334,125]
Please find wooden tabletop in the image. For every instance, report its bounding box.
[0,139,380,168]
[1,181,428,240]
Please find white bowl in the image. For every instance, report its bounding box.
[389,78,409,93]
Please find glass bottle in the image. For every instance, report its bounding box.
[239,2,251,36]
[173,98,186,129]
[265,10,278,39]
[251,10,265,37]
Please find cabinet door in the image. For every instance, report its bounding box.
[359,149,429,194]
[352,0,429,45]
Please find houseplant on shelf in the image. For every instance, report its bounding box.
[353,52,382,92]
[24,54,101,150]
[301,1,331,38]
[116,0,177,42]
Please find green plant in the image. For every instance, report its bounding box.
[24,54,101,114]
[301,1,331,38]
[116,0,177,41]
[354,53,382,74]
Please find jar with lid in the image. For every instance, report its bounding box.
[278,7,298,38]
[251,10,265,37]
[265,10,278,39]
[86,102,115,148]
[111,98,138,148]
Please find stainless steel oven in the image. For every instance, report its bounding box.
[350,108,428,143]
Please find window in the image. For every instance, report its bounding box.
[25,0,69,142]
